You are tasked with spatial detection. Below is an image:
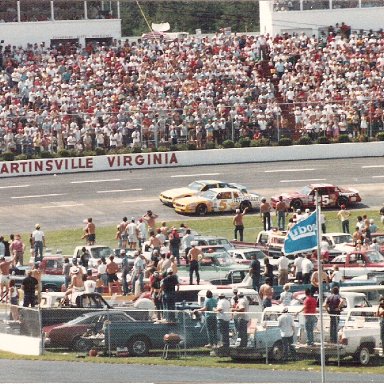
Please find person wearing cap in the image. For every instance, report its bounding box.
[127,217,139,250]
[233,206,248,242]
[232,291,250,348]
[215,292,231,351]
[337,204,351,233]
[187,241,203,285]
[160,268,179,322]
[277,307,297,361]
[275,195,288,231]
[196,290,218,348]
[32,224,45,263]
[131,251,146,296]
[260,197,272,231]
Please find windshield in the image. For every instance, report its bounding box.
[244,251,265,260]
[333,235,353,244]
[92,247,113,259]
[366,251,384,263]
[212,252,235,266]
[199,190,217,199]
[298,185,313,195]
[187,181,205,191]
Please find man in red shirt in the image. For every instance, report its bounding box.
[300,288,317,346]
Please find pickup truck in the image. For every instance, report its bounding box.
[295,307,381,365]
[323,250,384,279]
[229,305,301,362]
[72,245,123,268]
[102,311,209,356]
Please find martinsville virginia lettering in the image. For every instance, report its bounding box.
[0,152,179,176]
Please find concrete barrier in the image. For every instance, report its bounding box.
[0,333,42,355]
[0,142,383,178]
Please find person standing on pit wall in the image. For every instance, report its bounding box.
[32,224,45,263]
[233,207,248,241]
[275,196,288,230]
[337,204,351,233]
[260,197,272,230]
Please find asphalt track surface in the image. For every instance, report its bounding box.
[0,359,383,383]
[1,157,384,233]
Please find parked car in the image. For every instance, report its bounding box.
[227,248,268,266]
[72,245,122,269]
[323,250,384,279]
[174,188,260,216]
[193,235,235,251]
[43,311,135,351]
[159,179,248,207]
[271,183,361,211]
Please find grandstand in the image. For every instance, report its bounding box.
[0,0,121,47]
[260,0,384,36]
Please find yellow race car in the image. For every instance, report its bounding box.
[159,179,247,207]
[173,187,261,216]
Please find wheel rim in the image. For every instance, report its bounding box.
[272,343,283,361]
[360,348,370,365]
[74,338,89,352]
[197,205,207,215]
[133,340,146,355]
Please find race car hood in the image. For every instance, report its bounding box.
[161,187,197,199]
[173,195,207,206]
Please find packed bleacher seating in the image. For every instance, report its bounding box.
[0,25,384,156]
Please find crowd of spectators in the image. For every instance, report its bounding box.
[0,24,384,156]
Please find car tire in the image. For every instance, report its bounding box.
[290,199,303,211]
[196,204,208,216]
[269,341,284,362]
[239,201,251,211]
[72,336,91,352]
[127,336,150,357]
[355,346,370,366]
[337,197,348,207]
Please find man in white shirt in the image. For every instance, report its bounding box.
[182,229,195,265]
[277,254,290,285]
[83,270,96,293]
[32,224,45,262]
[277,308,297,361]
[293,254,303,283]
[232,292,249,348]
[301,254,314,284]
[215,293,231,351]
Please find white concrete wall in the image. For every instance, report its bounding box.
[0,333,42,355]
[259,0,384,36]
[0,19,121,47]
[1,142,383,178]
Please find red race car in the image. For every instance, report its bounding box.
[271,183,361,211]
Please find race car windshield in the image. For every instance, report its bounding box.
[200,190,217,199]
[187,181,205,191]
[299,185,313,195]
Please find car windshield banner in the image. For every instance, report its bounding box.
[283,211,318,255]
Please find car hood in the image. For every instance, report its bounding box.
[161,187,197,198]
[174,195,208,205]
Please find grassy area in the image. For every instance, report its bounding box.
[20,208,383,255]
[1,350,384,374]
